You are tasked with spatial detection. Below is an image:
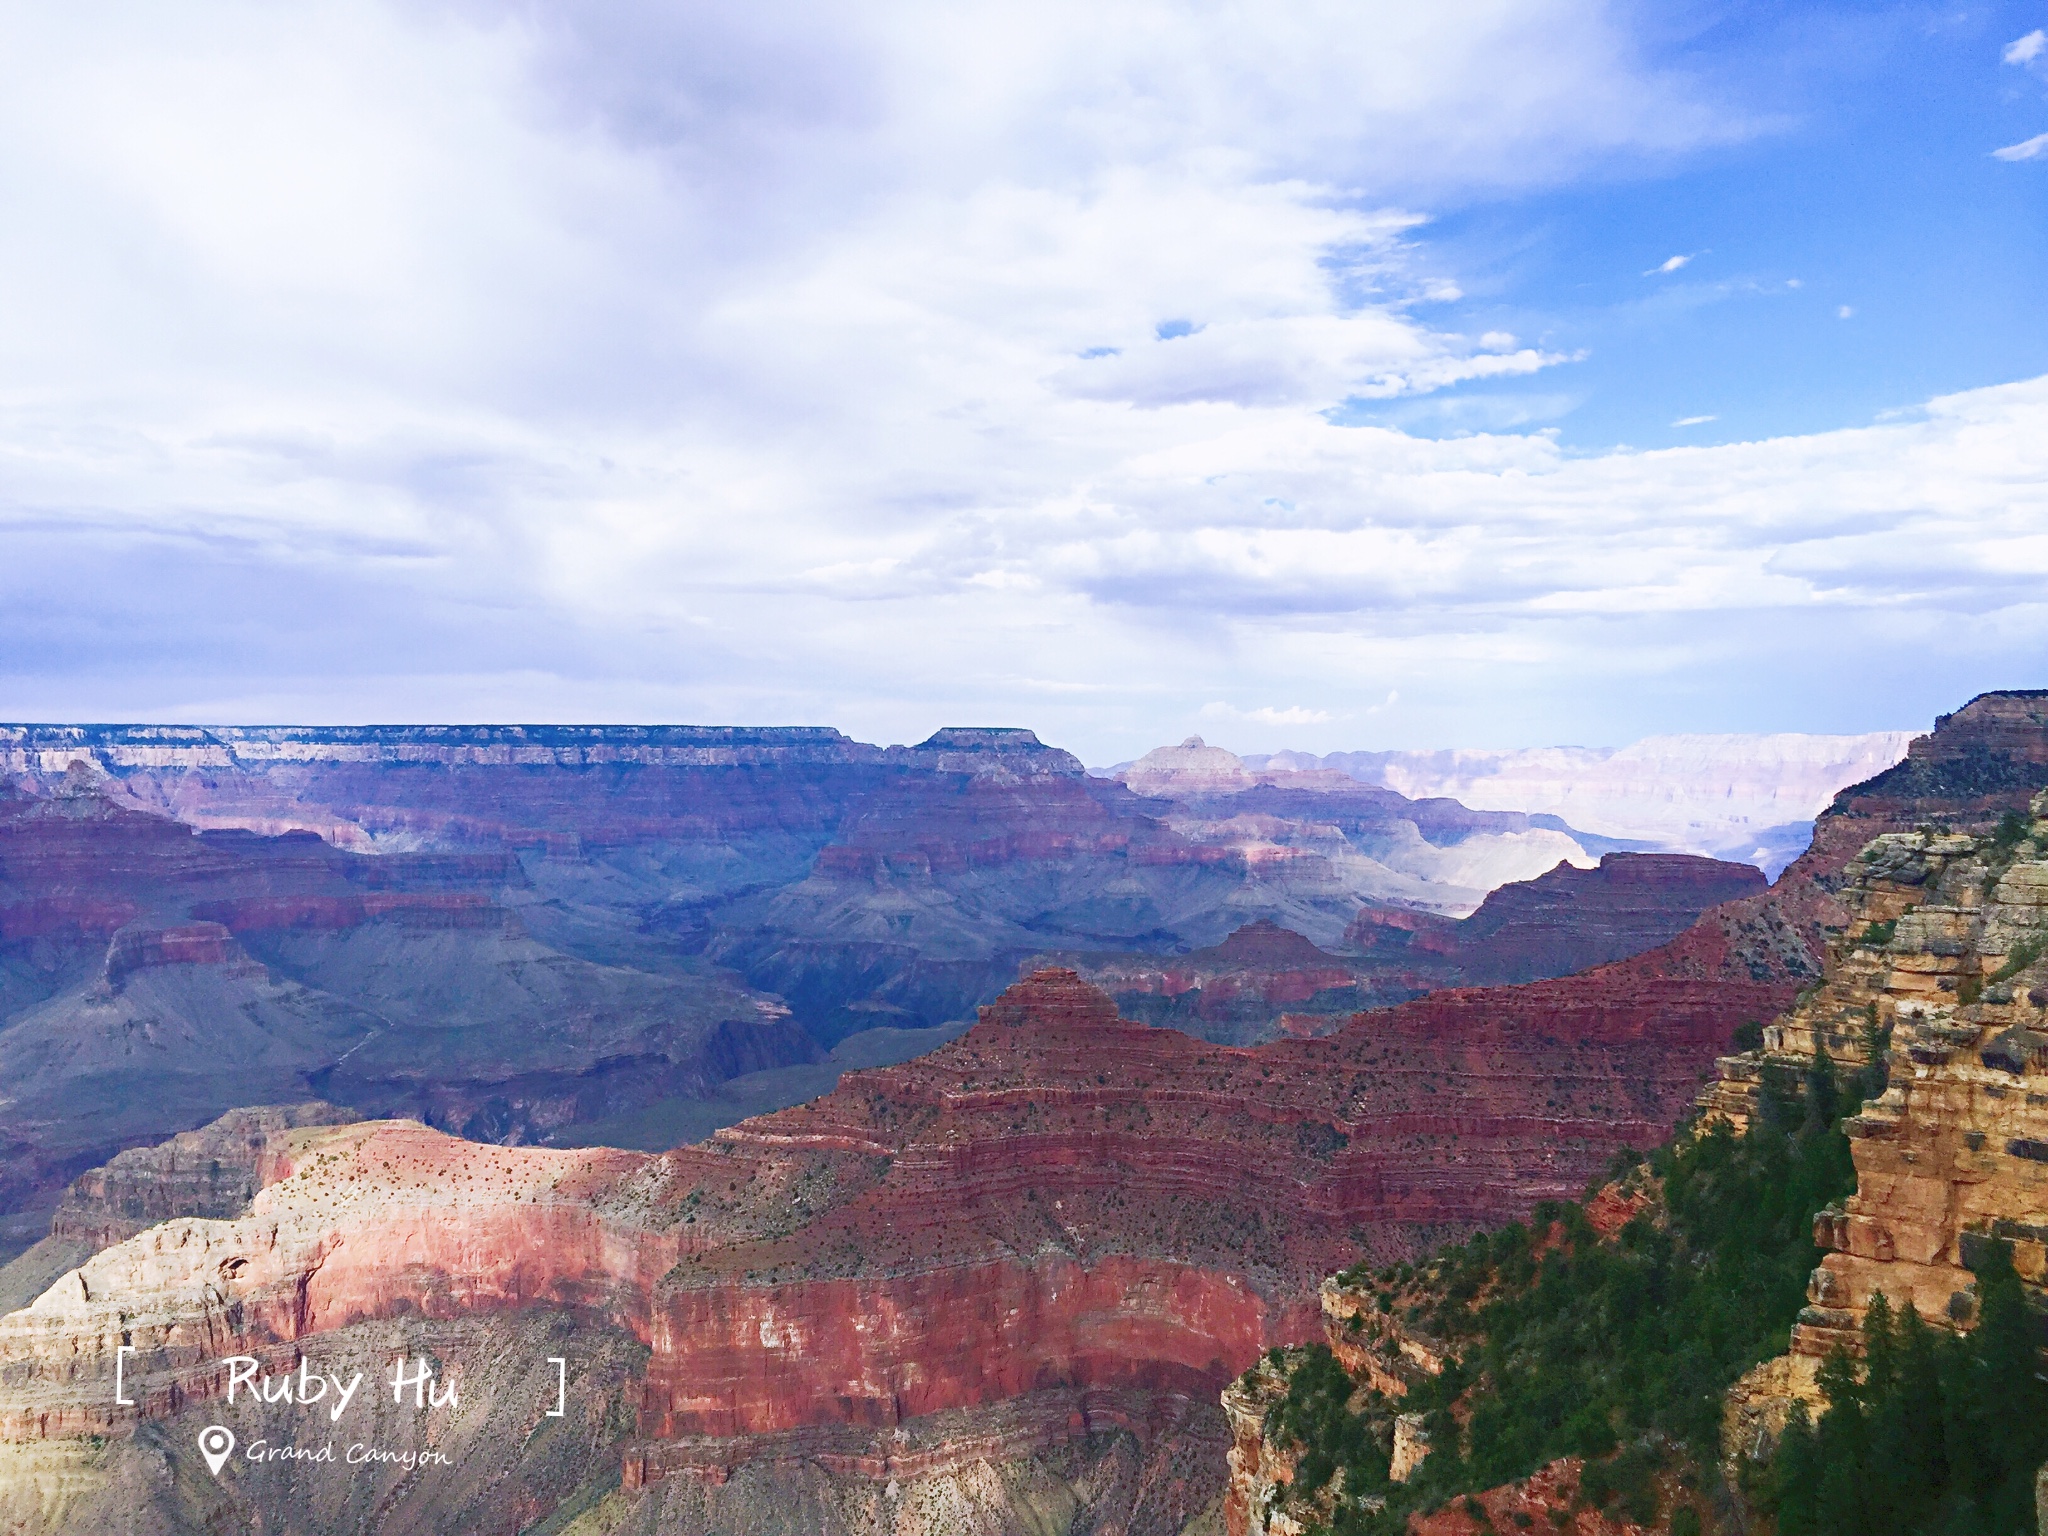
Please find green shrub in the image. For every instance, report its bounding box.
[1988,937,2043,986]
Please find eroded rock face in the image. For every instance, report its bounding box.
[47,1103,361,1254]
[0,946,1785,1530]
[1712,824,2048,1463]
[0,784,817,1216]
[1685,697,2048,1471]
[1079,854,1770,1045]
[1747,804,2048,1361]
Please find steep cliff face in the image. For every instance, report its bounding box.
[1708,792,2048,1461]
[0,938,1790,1533]
[1078,854,1768,1045]
[1695,694,2048,1468]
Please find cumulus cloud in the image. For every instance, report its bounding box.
[0,1,2040,758]
[2005,29,2046,66]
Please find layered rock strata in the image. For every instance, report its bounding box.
[2,722,1708,1163]
[1710,795,2048,1462]
[0,941,1785,1531]
[1079,854,1770,1046]
[0,787,804,1218]
[1689,694,2048,1469]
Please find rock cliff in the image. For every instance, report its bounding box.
[0,787,806,1223]
[0,930,1790,1533]
[1075,854,1766,1045]
[1705,788,2048,1463]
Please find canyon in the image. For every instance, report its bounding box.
[0,724,1761,1234]
[0,699,2021,1534]
[0,855,1815,1533]
[1218,689,2048,1534]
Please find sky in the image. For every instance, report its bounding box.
[0,0,2044,764]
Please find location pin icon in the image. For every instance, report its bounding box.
[199,1424,235,1476]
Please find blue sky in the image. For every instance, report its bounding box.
[0,1,2043,761]
[1347,2,2048,449]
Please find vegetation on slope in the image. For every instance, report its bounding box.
[1757,1252,2048,1536]
[1259,1054,1862,1533]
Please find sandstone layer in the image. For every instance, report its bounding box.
[1219,692,2048,1534]
[0,924,1792,1534]
[1708,793,2048,1463]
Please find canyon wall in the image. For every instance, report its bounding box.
[1071,853,1765,1045]
[1698,705,2048,1461]
[2,722,1783,1229]
[0,916,1796,1535]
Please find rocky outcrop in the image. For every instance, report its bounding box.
[1080,854,1771,1045]
[1221,1359,1303,1536]
[48,1103,361,1252]
[1708,796,2048,1444]
[1677,693,2048,1473]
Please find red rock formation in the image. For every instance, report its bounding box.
[1382,852,1767,986]
[0,789,804,1216]
[1080,854,1771,1045]
[2,950,1799,1461]
[1,709,1924,1533]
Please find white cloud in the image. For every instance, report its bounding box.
[1671,414,1716,426]
[2005,29,2046,66]
[1838,305,1855,319]
[1993,132,2048,162]
[0,2,2040,760]
[1646,253,1693,275]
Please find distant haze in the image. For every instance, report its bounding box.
[1248,732,1915,866]
[1102,729,1914,873]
